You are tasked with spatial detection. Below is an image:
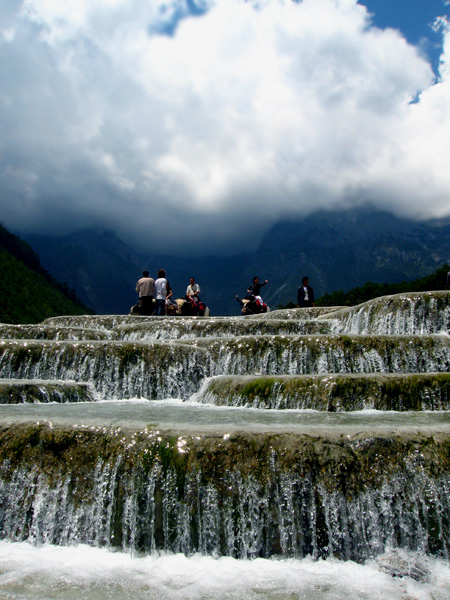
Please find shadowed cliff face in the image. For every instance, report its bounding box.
[0,291,449,560]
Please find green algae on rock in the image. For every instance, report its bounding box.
[0,324,115,341]
[0,380,95,404]
[0,340,208,400]
[0,422,448,560]
[250,307,345,320]
[324,291,450,335]
[42,314,157,331]
[194,373,450,411]
[116,318,333,341]
[1,290,450,564]
[199,334,450,377]
[1,334,450,401]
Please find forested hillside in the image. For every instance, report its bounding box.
[315,265,450,307]
[0,224,90,324]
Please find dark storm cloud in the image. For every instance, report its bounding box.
[0,0,449,253]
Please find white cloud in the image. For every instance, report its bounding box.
[0,0,449,252]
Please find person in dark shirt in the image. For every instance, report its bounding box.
[247,276,268,301]
[297,276,315,307]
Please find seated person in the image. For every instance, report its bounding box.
[186,277,201,314]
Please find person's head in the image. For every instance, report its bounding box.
[158,269,166,278]
[142,270,149,277]
[253,276,259,283]
[302,276,309,285]
[190,277,195,285]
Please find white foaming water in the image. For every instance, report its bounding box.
[0,542,448,600]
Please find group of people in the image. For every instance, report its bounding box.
[135,270,202,316]
[237,274,315,313]
[136,270,315,317]
[135,269,170,316]
[245,275,315,308]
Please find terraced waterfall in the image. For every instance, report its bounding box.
[0,291,449,599]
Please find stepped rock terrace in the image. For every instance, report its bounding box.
[0,291,449,567]
[0,334,449,400]
[194,372,450,410]
[0,421,449,560]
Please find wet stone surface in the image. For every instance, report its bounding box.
[0,291,450,559]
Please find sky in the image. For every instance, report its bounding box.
[1,0,450,254]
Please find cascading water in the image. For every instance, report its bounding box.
[0,291,449,599]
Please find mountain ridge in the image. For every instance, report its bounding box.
[23,207,450,316]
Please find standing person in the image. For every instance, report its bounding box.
[154,269,168,316]
[135,270,155,315]
[165,281,177,314]
[297,276,315,307]
[186,277,201,315]
[247,276,268,303]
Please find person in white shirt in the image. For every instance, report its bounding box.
[186,277,201,314]
[154,269,168,315]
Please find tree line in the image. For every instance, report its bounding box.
[316,265,450,307]
[278,265,450,309]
